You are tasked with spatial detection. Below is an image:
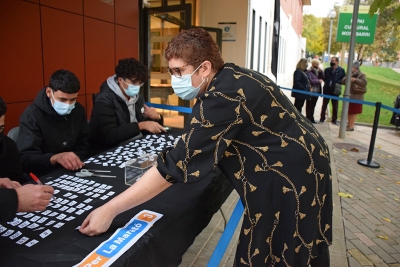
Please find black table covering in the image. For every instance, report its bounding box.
[0,131,233,267]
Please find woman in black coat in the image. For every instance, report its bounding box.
[291,58,311,112]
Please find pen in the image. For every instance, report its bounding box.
[30,172,59,203]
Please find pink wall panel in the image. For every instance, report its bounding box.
[84,0,114,23]
[41,7,86,94]
[40,0,83,15]
[115,0,138,28]
[116,26,138,64]
[0,1,43,103]
[84,17,115,95]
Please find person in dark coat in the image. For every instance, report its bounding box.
[390,94,400,128]
[0,178,54,222]
[306,59,325,123]
[17,70,89,176]
[320,57,346,125]
[89,58,165,154]
[291,58,311,113]
[0,97,26,183]
[79,28,332,267]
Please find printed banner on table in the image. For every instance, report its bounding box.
[74,210,163,267]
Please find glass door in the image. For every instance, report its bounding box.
[143,5,222,129]
[144,4,192,129]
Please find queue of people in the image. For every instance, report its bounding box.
[292,56,366,131]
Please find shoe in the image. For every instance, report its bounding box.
[312,121,320,124]
[319,120,325,123]
[332,121,339,125]
[346,127,354,131]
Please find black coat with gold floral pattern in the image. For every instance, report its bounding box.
[157,63,332,267]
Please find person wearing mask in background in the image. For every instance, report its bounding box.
[306,59,325,124]
[0,97,26,183]
[0,178,54,222]
[341,60,367,131]
[291,58,311,113]
[320,57,346,125]
[18,70,89,176]
[89,58,165,155]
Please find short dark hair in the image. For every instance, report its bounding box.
[115,58,148,83]
[0,97,6,117]
[331,57,339,63]
[49,69,80,94]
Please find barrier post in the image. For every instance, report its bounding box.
[357,102,381,168]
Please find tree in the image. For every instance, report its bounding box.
[343,0,400,63]
[369,0,400,21]
[302,15,325,56]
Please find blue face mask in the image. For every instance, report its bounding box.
[122,80,140,97]
[51,90,75,115]
[171,64,206,100]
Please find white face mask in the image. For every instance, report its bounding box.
[51,90,75,115]
[171,64,206,100]
[122,79,140,97]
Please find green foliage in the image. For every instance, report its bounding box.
[369,0,400,21]
[302,15,325,55]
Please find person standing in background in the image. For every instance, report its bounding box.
[306,59,325,124]
[320,57,346,125]
[291,58,311,113]
[341,60,367,131]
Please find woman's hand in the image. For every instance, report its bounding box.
[79,205,116,236]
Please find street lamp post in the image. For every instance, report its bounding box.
[327,10,337,61]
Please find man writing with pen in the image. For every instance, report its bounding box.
[0,97,54,222]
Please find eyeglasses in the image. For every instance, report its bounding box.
[0,124,4,133]
[167,60,200,78]
[125,78,144,87]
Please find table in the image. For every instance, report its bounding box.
[0,131,233,267]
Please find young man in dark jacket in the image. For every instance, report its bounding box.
[320,56,346,125]
[89,58,165,154]
[0,97,26,183]
[17,70,89,176]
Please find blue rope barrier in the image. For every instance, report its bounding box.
[145,102,192,114]
[206,200,245,267]
[278,86,377,106]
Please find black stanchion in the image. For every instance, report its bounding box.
[358,102,381,168]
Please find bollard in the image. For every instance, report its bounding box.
[357,102,380,168]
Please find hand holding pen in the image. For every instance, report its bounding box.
[30,173,59,203]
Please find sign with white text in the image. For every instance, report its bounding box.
[336,5,378,44]
[74,210,163,267]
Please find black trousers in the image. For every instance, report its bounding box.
[294,99,306,113]
[306,96,319,122]
[320,97,338,123]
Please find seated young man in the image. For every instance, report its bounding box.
[89,58,165,154]
[0,97,26,183]
[17,69,89,176]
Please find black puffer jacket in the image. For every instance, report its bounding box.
[89,80,163,153]
[17,88,89,175]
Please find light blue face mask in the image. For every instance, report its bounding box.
[51,90,75,115]
[122,79,140,97]
[171,64,206,100]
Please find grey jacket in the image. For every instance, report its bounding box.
[341,70,367,101]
